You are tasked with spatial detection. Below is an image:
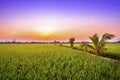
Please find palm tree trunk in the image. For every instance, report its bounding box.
[71,43,73,47]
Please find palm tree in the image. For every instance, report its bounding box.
[87,33,115,56]
[69,38,75,47]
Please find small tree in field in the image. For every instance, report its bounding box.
[87,33,115,56]
[69,38,75,47]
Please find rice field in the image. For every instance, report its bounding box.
[0,44,120,80]
[63,43,120,60]
[102,43,120,60]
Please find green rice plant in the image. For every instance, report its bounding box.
[0,44,119,80]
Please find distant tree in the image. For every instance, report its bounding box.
[54,40,56,44]
[87,33,115,56]
[69,38,75,47]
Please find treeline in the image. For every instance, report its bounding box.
[0,41,82,44]
[0,41,59,44]
[0,41,119,44]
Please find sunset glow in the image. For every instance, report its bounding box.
[36,26,57,37]
[0,0,120,42]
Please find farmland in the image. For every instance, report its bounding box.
[0,44,120,80]
[102,43,120,60]
[63,43,120,60]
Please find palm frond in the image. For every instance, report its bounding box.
[87,44,95,50]
[89,33,99,45]
[102,33,115,41]
[99,40,106,47]
[89,33,115,56]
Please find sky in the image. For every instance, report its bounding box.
[0,0,120,42]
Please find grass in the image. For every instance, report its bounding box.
[62,43,80,48]
[0,44,120,80]
[62,43,120,60]
[102,43,120,60]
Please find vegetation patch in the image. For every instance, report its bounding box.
[0,44,120,80]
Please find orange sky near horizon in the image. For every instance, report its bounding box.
[0,17,120,42]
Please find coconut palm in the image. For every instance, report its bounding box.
[69,38,75,47]
[87,33,115,56]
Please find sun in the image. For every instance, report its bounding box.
[37,26,56,36]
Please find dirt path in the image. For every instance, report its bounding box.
[82,51,120,64]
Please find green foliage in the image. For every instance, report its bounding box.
[89,33,99,45]
[88,33,115,55]
[79,42,89,52]
[69,38,75,47]
[0,44,119,80]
